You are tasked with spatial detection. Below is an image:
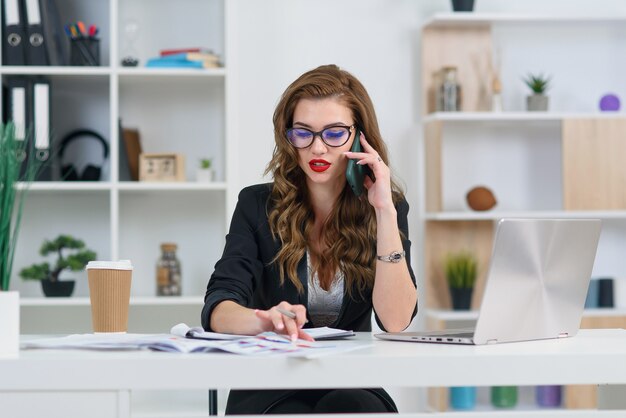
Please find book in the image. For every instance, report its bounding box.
[159,47,213,56]
[159,52,219,63]
[122,127,142,181]
[145,57,219,69]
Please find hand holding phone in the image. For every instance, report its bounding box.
[345,128,373,197]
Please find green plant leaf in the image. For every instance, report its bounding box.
[523,73,551,94]
[444,251,478,289]
[22,234,96,283]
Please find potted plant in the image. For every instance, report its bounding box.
[523,73,551,111]
[445,251,477,310]
[451,0,474,12]
[19,235,96,297]
[196,157,214,182]
[1,123,40,357]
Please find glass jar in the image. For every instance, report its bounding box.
[438,66,462,112]
[156,243,181,296]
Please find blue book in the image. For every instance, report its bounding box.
[145,58,204,69]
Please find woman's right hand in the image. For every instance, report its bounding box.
[254,302,314,342]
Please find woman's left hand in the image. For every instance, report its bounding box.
[344,132,394,211]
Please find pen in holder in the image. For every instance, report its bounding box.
[70,38,100,66]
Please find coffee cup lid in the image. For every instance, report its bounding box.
[86,260,133,270]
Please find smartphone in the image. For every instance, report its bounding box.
[345,128,372,197]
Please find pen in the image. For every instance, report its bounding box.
[277,307,308,323]
[276,307,296,319]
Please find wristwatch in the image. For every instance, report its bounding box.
[376,250,406,263]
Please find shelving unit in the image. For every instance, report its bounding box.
[418,13,626,413]
[3,0,232,333]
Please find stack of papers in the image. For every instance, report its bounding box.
[21,325,362,358]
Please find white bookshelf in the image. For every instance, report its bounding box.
[3,0,231,334]
[418,14,626,412]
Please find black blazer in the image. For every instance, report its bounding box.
[202,183,418,414]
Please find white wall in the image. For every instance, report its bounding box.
[230,0,626,190]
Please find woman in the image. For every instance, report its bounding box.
[202,64,417,414]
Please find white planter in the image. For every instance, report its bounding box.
[0,291,19,358]
[196,168,214,183]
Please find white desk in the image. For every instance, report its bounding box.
[2,329,626,417]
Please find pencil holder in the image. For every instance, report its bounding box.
[70,38,100,66]
[536,385,562,407]
[491,386,518,408]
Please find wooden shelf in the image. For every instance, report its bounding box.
[423,112,626,124]
[423,13,626,28]
[425,308,626,322]
[425,211,626,221]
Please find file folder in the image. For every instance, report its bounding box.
[2,0,27,65]
[39,0,66,65]
[23,0,48,65]
[32,77,51,180]
[2,77,29,177]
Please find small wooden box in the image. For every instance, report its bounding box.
[139,153,186,182]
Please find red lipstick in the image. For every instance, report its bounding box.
[309,159,330,172]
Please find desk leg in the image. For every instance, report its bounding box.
[598,384,626,409]
[208,389,218,416]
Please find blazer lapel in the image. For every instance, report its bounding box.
[296,252,308,306]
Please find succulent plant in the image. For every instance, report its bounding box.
[523,73,551,94]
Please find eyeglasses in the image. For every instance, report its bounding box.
[286,125,355,149]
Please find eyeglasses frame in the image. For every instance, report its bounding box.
[286,124,356,149]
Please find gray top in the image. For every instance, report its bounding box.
[307,252,344,327]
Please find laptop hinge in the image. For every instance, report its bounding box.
[486,339,498,344]
[558,332,569,338]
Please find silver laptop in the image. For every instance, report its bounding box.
[376,218,601,345]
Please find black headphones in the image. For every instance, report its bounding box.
[59,129,109,181]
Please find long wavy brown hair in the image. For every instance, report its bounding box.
[265,64,405,298]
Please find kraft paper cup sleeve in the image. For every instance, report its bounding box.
[87,261,133,333]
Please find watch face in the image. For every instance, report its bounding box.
[391,252,402,262]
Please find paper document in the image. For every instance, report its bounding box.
[22,333,369,358]
[170,323,355,341]
[170,323,247,340]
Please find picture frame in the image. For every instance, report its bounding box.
[139,153,186,182]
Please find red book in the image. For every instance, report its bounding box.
[160,47,212,57]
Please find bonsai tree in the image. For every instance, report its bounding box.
[523,73,551,95]
[445,251,477,289]
[19,235,96,282]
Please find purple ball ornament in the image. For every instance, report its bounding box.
[599,94,621,111]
